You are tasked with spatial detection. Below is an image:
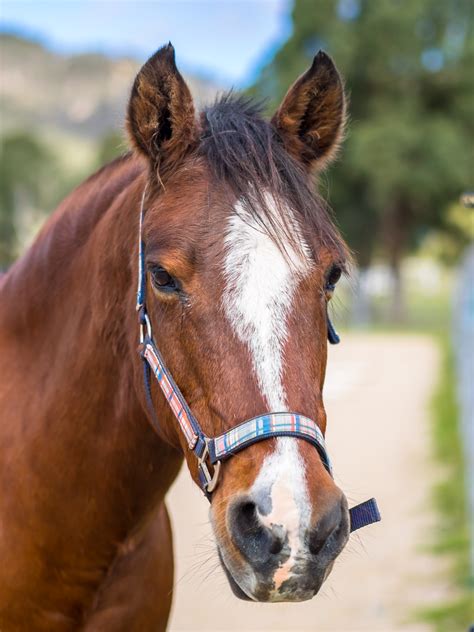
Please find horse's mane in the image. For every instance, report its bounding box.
[199,93,347,262]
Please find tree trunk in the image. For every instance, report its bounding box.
[389,257,405,324]
[351,266,372,326]
[381,201,412,324]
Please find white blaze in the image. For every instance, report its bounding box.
[222,192,313,594]
[223,193,310,410]
[252,438,311,596]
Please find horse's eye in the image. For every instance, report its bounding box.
[150,266,178,293]
[326,265,342,291]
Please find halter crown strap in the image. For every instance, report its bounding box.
[136,186,148,312]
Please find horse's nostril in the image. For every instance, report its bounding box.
[308,497,346,556]
[229,496,281,568]
[234,500,260,535]
[269,534,284,555]
[308,529,327,556]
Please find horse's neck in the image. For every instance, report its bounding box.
[0,156,181,538]
[3,157,140,388]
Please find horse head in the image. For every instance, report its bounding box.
[127,44,352,603]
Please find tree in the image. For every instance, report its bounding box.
[0,132,57,268]
[252,0,473,320]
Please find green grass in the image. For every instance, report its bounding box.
[417,336,473,631]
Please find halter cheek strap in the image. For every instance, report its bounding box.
[136,192,380,533]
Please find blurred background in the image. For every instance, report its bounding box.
[0,1,472,630]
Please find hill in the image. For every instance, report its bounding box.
[0,32,222,140]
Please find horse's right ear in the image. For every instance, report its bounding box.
[127,44,198,174]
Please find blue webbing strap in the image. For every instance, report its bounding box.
[136,186,148,311]
[327,315,340,345]
[349,498,381,532]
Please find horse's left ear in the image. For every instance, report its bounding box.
[127,43,198,174]
[271,51,346,172]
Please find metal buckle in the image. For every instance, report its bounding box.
[198,439,221,493]
[139,312,153,344]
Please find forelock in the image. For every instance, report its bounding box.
[198,92,347,263]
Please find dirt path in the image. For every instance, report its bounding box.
[167,334,448,632]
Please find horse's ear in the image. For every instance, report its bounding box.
[271,51,346,172]
[127,43,198,174]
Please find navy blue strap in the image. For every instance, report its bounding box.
[327,315,340,345]
[136,187,148,311]
[349,498,381,532]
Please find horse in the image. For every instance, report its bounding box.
[0,44,378,631]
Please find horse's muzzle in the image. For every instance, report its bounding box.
[216,492,350,602]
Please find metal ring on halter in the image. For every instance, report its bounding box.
[197,439,222,493]
[139,312,153,344]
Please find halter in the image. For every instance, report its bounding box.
[136,189,380,533]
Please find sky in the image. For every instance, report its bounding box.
[0,0,293,86]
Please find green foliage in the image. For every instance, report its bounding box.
[420,202,474,264]
[0,132,58,267]
[0,127,130,268]
[252,0,473,267]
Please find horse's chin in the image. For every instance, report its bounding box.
[216,547,322,603]
[217,548,254,601]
